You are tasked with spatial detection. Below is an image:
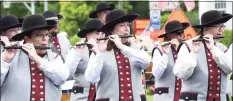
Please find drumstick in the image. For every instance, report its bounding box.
[4,46,51,49]
[193,35,224,42]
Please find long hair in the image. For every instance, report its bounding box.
[104,30,131,51]
[104,31,116,51]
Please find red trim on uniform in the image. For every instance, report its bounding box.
[29,59,45,101]
[88,84,96,101]
[206,49,221,101]
[172,48,182,101]
[224,49,228,53]
[114,49,134,101]
[52,37,61,52]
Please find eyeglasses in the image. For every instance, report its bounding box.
[35,33,50,38]
[209,25,226,29]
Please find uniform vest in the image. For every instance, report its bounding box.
[179,42,228,101]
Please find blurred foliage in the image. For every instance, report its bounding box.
[0,1,60,17]
[130,1,149,18]
[1,1,232,46]
[59,1,133,45]
[220,30,232,47]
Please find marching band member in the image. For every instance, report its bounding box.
[152,20,190,101]
[0,15,22,52]
[69,19,104,101]
[226,43,232,100]
[89,2,115,24]
[85,9,151,101]
[43,11,71,61]
[173,10,232,101]
[43,11,73,100]
[1,14,70,101]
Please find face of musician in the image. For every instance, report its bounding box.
[167,32,184,41]
[113,22,130,44]
[204,23,225,36]
[49,23,59,34]
[24,29,50,54]
[86,31,100,40]
[97,10,110,24]
[2,27,21,39]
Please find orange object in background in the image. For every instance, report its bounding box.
[133,8,196,43]
[133,19,150,32]
[155,8,197,42]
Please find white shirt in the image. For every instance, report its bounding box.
[152,48,169,78]
[65,47,82,78]
[173,40,232,80]
[1,51,70,86]
[84,45,151,83]
[226,43,232,96]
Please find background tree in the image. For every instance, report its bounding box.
[59,1,133,45]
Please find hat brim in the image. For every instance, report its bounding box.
[0,23,22,31]
[18,18,24,23]
[89,7,115,18]
[57,14,64,20]
[193,14,233,29]
[158,22,190,38]
[11,25,54,41]
[77,28,98,38]
[97,14,139,33]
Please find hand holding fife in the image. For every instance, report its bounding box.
[203,34,215,50]
[75,40,85,54]
[190,35,201,54]
[108,34,124,49]
[97,33,107,53]
[1,36,18,63]
[158,43,170,55]
[22,43,40,63]
[88,33,107,54]
[169,38,179,50]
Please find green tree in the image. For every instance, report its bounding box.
[220,30,232,47]
[59,1,133,45]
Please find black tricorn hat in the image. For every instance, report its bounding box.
[193,10,233,28]
[89,2,115,18]
[97,9,139,33]
[158,20,190,38]
[77,19,104,38]
[43,11,64,21]
[0,15,22,31]
[11,14,55,41]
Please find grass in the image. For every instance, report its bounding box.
[146,86,153,101]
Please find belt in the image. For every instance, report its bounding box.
[72,86,84,94]
[62,89,73,94]
[180,92,198,101]
[154,87,169,95]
